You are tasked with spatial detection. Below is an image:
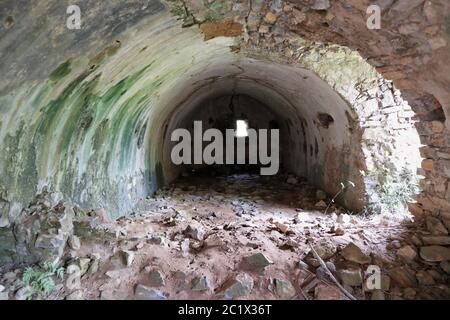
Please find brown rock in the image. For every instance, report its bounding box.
[421,236,450,246]
[314,283,342,300]
[426,216,448,235]
[389,266,417,288]
[416,270,435,286]
[421,159,435,171]
[420,246,450,262]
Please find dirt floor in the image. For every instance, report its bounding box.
[1,173,449,300]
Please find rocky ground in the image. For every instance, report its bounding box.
[0,173,449,300]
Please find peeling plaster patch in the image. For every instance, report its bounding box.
[200,20,243,41]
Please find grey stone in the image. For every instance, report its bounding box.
[336,214,351,224]
[15,286,30,300]
[0,291,9,300]
[311,243,336,260]
[421,236,450,245]
[224,273,254,298]
[134,284,167,300]
[389,266,417,287]
[440,261,450,274]
[66,290,84,300]
[148,269,165,287]
[315,190,327,200]
[274,279,296,298]
[191,276,211,291]
[420,246,450,262]
[240,253,272,272]
[341,242,371,264]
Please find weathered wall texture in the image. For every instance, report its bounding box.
[0,0,446,225]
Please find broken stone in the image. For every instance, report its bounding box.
[184,223,206,241]
[389,266,417,288]
[15,287,30,300]
[337,268,363,286]
[316,261,336,280]
[311,0,331,11]
[440,261,450,274]
[150,235,169,247]
[273,278,296,298]
[341,242,371,264]
[148,269,165,287]
[264,12,277,24]
[223,273,254,298]
[311,243,336,260]
[420,246,450,262]
[286,176,298,185]
[396,245,417,263]
[121,250,135,267]
[334,227,345,236]
[416,270,435,286]
[100,289,129,300]
[421,236,450,246]
[68,235,81,251]
[0,291,9,300]
[314,283,342,300]
[93,208,111,224]
[240,253,272,272]
[134,284,167,300]
[79,258,91,275]
[191,276,211,292]
[426,216,448,235]
[403,288,417,300]
[66,290,84,300]
[87,258,99,274]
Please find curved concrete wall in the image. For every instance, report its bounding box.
[0,1,421,221]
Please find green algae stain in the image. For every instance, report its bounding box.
[49,60,72,82]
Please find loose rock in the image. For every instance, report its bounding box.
[223,273,254,298]
[341,242,371,264]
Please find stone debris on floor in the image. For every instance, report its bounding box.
[0,173,449,300]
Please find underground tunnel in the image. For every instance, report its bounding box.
[0,0,450,301]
